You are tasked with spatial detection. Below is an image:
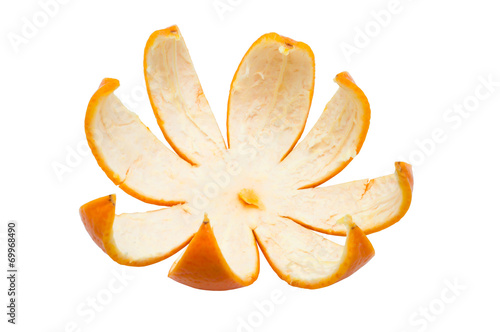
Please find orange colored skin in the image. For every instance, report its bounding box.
[328,221,375,287]
[79,194,116,253]
[168,219,259,291]
[226,32,315,161]
[254,218,375,289]
[79,195,193,267]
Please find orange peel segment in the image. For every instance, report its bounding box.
[254,214,374,289]
[227,33,315,166]
[85,78,198,206]
[273,72,371,189]
[144,26,227,165]
[168,216,258,290]
[79,195,201,266]
[274,162,413,235]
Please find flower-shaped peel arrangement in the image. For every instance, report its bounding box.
[80,25,413,290]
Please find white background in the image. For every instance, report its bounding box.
[1,0,500,331]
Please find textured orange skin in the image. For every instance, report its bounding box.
[80,194,116,253]
[79,195,193,267]
[85,78,184,206]
[299,71,371,189]
[168,219,259,291]
[254,218,375,289]
[226,32,315,162]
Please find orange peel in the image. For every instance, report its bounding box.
[80,25,413,290]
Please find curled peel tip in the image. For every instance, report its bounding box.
[334,71,355,85]
[98,78,120,92]
[108,194,116,206]
[395,161,414,191]
[148,25,181,44]
[162,25,181,39]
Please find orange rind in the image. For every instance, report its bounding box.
[80,25,413,290]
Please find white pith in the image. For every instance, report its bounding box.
[112,204,199,262]
[227,35,314,165]
[144,30,227,165]
[89,84,392,283]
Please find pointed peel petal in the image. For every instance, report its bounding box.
[275,162,413,236]
[227,33,315,166]
[168,217,258,291]
[333,71,371,159]
[85,78,197,206]
[79,195,199,266]
[274,71,371,189]
[254,214,374,289]
[144,26,226,165]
